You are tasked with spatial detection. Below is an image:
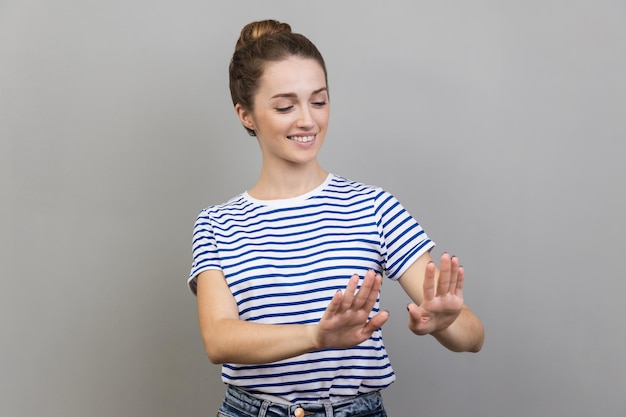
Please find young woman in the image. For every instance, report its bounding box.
[189,19,484,417]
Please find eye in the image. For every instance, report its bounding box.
[312,101,327,107]
[275,106,293,113]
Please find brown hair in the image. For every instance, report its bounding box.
[229,20,328,136]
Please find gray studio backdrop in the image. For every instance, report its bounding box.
[1,1,625,416]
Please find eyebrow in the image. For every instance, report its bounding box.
[270,87,328,99]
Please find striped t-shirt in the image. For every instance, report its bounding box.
[189,174,434,403]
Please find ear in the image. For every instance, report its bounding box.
[235,104,256,132]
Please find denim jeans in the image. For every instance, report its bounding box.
[217,385,388,417]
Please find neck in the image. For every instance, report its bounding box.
[249,162,328,200]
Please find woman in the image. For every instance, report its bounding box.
[189,19,484,417]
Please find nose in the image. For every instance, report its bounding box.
[296,106,314,129]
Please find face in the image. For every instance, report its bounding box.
[236,56,330,168]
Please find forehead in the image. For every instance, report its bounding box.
[257,56,327,96]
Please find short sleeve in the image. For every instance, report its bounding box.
[374,191,435,280]
[188,209,222,295]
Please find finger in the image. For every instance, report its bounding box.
[423,261,436,302]
[407,303,429,322]
[340,274,360,310]
[455,265,465,297]
[448,255,459,295]
[406,303,418,323]
[363,310,389,334]
[323,289,344,317]
[436,253,451,296]
[353,270,379,310]
[363,272,383,311]
[407,303,431,335]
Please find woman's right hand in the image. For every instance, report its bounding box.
[312,270,390,349]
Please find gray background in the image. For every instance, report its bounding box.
[1,1,625,416]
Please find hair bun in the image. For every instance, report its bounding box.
[235,20,292,50]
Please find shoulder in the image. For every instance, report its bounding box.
[194,193,260,228]
[198,193,249,216]
[326,174,400,207]
[325,174,386,198]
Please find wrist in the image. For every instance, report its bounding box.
[306,323,322,351]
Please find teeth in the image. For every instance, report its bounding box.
[288,135,315,143]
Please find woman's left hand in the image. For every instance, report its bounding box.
[406,253,465,335]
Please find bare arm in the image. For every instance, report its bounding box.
[398,252,484,352]
[196,269,389,364]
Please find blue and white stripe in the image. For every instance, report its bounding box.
[189,174,434,402]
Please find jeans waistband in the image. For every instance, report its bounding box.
[220,385,385,417]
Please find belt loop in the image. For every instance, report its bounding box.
[324,402,334,417]
[257,399,270,417]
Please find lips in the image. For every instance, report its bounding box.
[287,135,315,143]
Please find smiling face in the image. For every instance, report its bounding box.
[236,56,330,169]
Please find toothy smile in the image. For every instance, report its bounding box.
[287,135,315,143]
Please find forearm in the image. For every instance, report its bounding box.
[430,307,484,352]
[202,319,319,364]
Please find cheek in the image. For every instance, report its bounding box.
[255,113,278,130]
[317,111,330,128]
[257,115,292,137]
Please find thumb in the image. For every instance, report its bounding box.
[406,303,421,321]
[364,310,390,334]
[407,303,430,335]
